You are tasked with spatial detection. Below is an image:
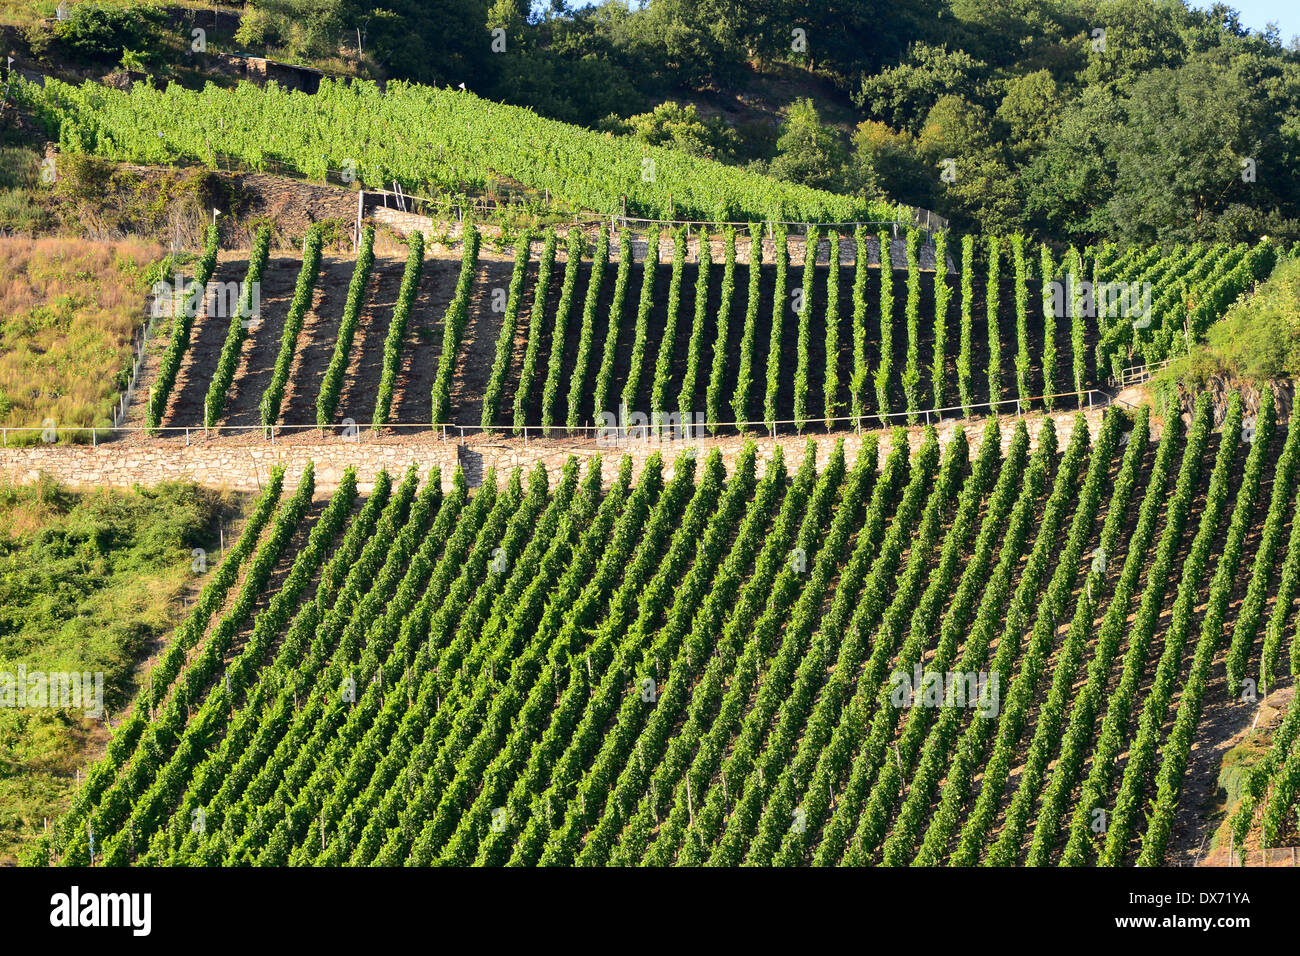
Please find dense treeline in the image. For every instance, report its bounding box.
[26,1,1300,244]
[196,0,1300,245]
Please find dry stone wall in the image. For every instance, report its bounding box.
[369,210,952,270]
[0,408,1109,497]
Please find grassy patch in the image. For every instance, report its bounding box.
[1154,254,1300,392]
[0,137,57,236]
[0,475,241,864]
[1205,729,1274,854]
[0,234,162,439]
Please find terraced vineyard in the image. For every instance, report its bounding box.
[139,223,1275,435]
[44,388,1300,866]
[25,77,897,224]
[1093,240,1278,379]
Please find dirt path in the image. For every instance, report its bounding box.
[277,255,355,426]
[336,257,406,426]
[448,258,515,424]
[1187,684,1296,865]
[388,258,448,424]
[163,255,243,426]
[221,255,305,427]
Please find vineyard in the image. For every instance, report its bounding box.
[9,0,1300,912]
[132,222,1275,437]
[1092,240,1278,380]
[6,49,1298,875]
[38,389,1300,866]
[22,77,901,225]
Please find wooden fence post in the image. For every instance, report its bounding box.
[355,190,364,250]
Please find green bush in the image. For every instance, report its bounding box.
[0,477,233,863]
[1151,254,1300,404]
[53,4,166,65]
[1189,254,1300,382]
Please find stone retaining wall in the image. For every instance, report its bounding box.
[369,208,951,271]
[0,408,1112,497]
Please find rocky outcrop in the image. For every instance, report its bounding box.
[1175,375,1296,428]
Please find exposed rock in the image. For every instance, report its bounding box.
[1176,375,1296,428]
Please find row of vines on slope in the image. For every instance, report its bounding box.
[42,384,1300,865]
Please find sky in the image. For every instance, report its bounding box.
[1193,0,1300,42]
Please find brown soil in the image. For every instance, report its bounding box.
[388,257,451,424]
[277,254,354,426]
[335,258,406,425]
[220,255,308,427]
[447,258,518,423]
[138,239,1104,434]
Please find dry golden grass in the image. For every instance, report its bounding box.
[0,236,161,440]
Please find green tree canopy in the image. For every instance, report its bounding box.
[769,97,848,191]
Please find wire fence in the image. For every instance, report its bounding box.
[362,182,591,225]
[112,315,156,428]
[1225,846,1300,867]
[1108,357,1173,388]
[369,207,952,270]
[366,196,928,246]
[616,216,929,237]
[0,389,1123,448]
[136,150,929,239]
